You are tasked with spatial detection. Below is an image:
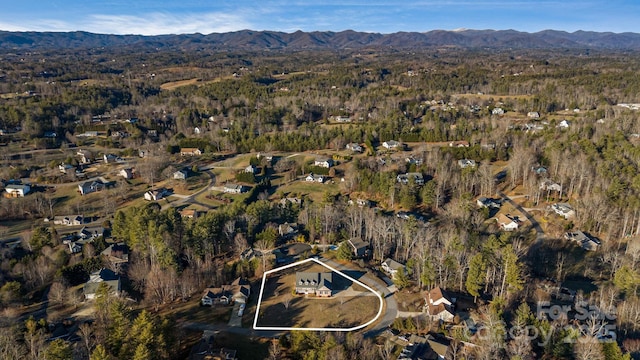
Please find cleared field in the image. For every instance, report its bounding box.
[160,78,201,90]
[255,262,380,329]
[160,76,234,90]
[452,93,534,101]
[276,180,339,202]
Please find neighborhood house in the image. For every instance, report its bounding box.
[295,272,333,297]
[424,287,456,322]
[382,258,406,279]
[4,184,31,197]
[496,214,519,231]
[83,268,121,300]
[201,278,251,306]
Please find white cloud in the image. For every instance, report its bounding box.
[0,12,253,35]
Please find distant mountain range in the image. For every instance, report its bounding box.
[1,29,640,51]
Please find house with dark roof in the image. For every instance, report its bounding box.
[4,184,31,197]
[223,183,247,194]
[295,272,332,297]
[83,268,121,299]
[382,258,406,279]
[396,172,424,185]
[101,243,129,265]
[189,331,237,360]
[78,179,106,195]
[201,278,251,306]
[347,238,369,258]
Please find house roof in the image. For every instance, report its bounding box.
[496,213,517,225]
[427,287,451,303]
[296,272,332,290]
[348,238,369,250]
[382,258,405,271]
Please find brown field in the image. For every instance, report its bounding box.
[255,262,381,329]
[452,93,534,101]
[160,78,201,90]
[160,76,234,90]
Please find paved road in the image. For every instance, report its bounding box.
[497,190,545,244]
[317,256,398,337]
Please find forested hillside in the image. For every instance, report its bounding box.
[0,44,639,359]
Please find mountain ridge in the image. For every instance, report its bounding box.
[1,29,640,51]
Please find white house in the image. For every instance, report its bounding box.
[527,111,540,118]
[173,169,189,180]
[144,188,167,201]
[314,158,334,168]
[496,214,519,231]
[552,203,575,219]
[540,179,562,192]
[180,148,203,156]
[305,173,324,183]
[224,183,246,194]
[59,163,74,174]
[345,143,363,152]
[119,168,134,179]
[4,184,31,197]
[381,258,406,279]
[103,154,118,164]
[458,159,477,168]
[492,107,505,115]
[382,140,402,150]
[558,120,570,129]
[396,172,424,185]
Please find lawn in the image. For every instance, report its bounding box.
[255,262,381,329]
[276,180,340,202]
[164,299,232,324]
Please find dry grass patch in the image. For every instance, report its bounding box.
[255,262,380,329]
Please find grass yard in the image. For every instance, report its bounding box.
[164,299,232,324]
[276,180,340,202]
[255,262,381,329]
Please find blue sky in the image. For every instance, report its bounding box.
[0,1,638,35]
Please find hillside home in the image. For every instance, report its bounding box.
[382,140,402,150]
[201,278,251,306]
[496,214,519,231]
[173,169,189,180]
[540,179,562,192]
[144,188,167,201]
[244,164,257,174]
[77,150,92,164]
[278,222,298,238]
[101,243,129,265]
[59,163,74,174]
[396,172,424,185]
[314,158,334,168]
[528,111,540,118]
[347,238,369,258]
[4,184,31,197]
[424,287,457,322]
[565,231,601,251]
[476,197,501,209]
[83,268,121,300]
[458,159,477,168]
[52,215,84,226]
[78,180,106,195]
[345,143,363,152]
[305,173,324,183]
[223,183,246,194]
[295,272,333,297]
[552,203,575,219]
[119,168,134,179]
[103,154,118,164]
[449,140,470,147]
[382,258,406,279]
[180,148,203,156]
